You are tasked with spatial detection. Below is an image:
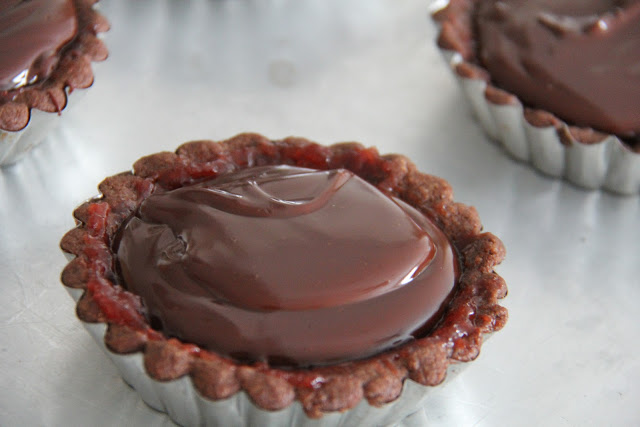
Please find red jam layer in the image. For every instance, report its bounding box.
[116,166,459,367]
[0,0,78,91]
[476,0,640,138]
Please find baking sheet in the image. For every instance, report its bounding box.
[1,0,639,425]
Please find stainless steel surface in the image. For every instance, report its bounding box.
[1,0,639,425]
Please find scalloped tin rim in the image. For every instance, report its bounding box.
[431,1,640,196]
[63,284,478,427]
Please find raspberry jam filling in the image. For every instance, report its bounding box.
[476,0,640,138]
[116,165,458,367]
[0,0,78,91]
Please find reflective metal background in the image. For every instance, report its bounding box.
[1,0,638,425]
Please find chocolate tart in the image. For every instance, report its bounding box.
[60,133,507,425]
[0,0,108,165]
[432,0,640,195]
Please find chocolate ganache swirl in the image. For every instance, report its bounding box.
[476,0,640,138]
[116,166,458,366]
[0,0,78,91]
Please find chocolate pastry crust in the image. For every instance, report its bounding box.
[0,0,109,132]
[433,0,640,151]
[60,133,507,418]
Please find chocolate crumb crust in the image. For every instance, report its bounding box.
[0,0,109,132]
[60,133,508,418]
[432,0,640,152]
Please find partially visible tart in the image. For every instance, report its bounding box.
[433,0,640,194]
[0,0,108,165]
[60,133,507,425]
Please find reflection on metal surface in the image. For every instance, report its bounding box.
[1,0,639,426]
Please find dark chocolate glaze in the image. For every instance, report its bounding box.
[117,166,458,366]
[476,0,640,137]
[0,0,78,90]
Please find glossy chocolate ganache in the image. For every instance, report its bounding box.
[0,0,78,90]
[116,165,458,367]
[476,0,640,138]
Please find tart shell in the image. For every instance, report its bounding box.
[432,0,640,195]
[0,0,109,165]
[60,133,507,424]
